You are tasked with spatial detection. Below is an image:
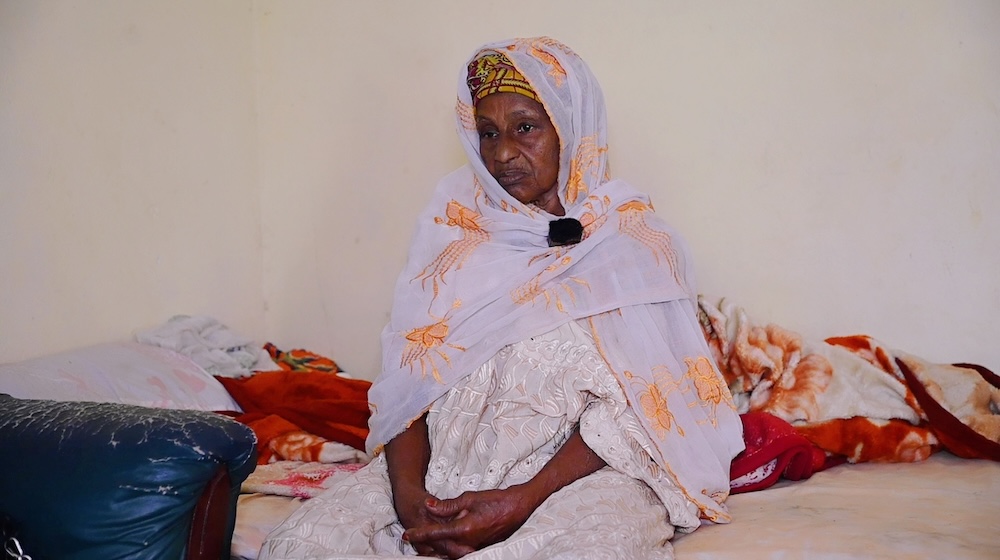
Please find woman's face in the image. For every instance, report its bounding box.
[475,92,563,216]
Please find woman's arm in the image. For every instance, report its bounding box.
[385,413,475,558]
[405,426,606,556]
[384,412,432,516]
[518,426,607,506]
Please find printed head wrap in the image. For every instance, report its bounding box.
[466,50,540,106]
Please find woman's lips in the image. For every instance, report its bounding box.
[496,170,528,187]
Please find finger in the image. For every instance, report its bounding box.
[444,541,476,559]
[404,520,468,546]
[425,496,468,518]
[404,531,465,559]
[433,539,476,559]
[413,544,442,558]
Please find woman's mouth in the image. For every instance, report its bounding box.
[495,170,528,188]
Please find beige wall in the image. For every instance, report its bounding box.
[0,1,264,360]
[3,1,998,379]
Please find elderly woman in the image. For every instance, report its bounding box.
[261,37,744,560]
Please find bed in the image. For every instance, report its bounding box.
[222,294,1000,559]
[229,452,1000,560]
[1,307,997,560]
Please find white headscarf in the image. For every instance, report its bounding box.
[368,37,743,521]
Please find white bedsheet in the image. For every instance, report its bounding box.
[234,452,1000,560]
[673,452,1000,559]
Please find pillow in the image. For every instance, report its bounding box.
[0,341,242,412]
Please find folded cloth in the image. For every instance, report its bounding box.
[730,412,828,493]
[263,342,341,373]
[136,315,280,377]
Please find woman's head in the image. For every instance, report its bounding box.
[456,38,609,217]
[467,52,562,215]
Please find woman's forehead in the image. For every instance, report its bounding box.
[474,93,549,121]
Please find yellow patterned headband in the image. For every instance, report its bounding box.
[466,51,539,106]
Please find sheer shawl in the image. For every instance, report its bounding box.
[367,37,744,521]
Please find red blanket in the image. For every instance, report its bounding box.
[216,344,372,464]
[730,412,828,494]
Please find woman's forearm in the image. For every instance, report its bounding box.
[385,413,432,498]
[518,427,606,509]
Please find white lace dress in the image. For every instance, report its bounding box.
[260,320,702,560]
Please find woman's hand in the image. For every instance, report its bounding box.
[393,483,475,558]
[388,419,606,558]
[403,485,542,555]
[405,428,607,557]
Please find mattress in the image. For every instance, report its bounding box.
[233,452,999,559]
[673,452,1000,559]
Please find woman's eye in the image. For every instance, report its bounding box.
[517,123,536,133]
[478,129,498,140]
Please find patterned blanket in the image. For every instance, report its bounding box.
[699,295,1000,467]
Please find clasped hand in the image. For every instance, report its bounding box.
[399,484,539,559]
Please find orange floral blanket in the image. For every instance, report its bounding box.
[699,295,1000,465]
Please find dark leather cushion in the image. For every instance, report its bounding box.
[0,394,257,560]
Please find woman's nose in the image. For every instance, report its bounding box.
[494,134,518,163]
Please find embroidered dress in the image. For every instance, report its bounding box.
[263,322,681,559]
[261,37,744,559]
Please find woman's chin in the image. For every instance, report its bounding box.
[502,186,531,204]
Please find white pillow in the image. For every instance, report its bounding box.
[0,341,242,412]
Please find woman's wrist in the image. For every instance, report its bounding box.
[520,428,606,508]
[511,476,554,514]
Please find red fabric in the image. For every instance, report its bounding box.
[730,412,827,494]
[217,370,372,452]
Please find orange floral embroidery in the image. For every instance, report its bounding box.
[511,256,588,312]
[687,356,732,406]
[456,97,475,130]
[527,244,572,268]
[578,195,610,238]
[699,489,733,523]
[566,135,607,205]
[638,380,678,439]
[635,366,685,439]
[400,303,466,383]
[617,201,682,286]
[508,38,572,87]
[685,356,736,426]
[415,200,489,302]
